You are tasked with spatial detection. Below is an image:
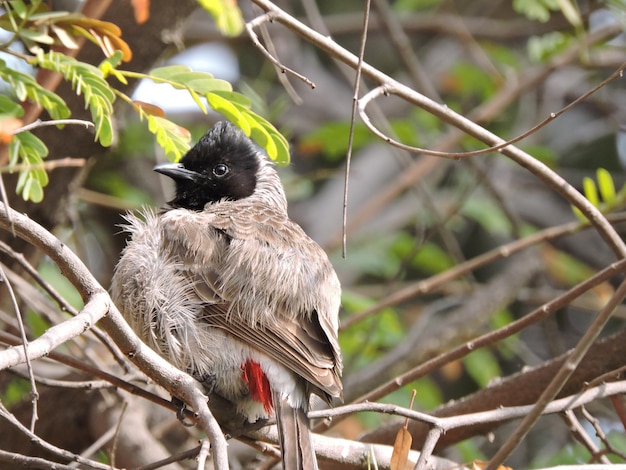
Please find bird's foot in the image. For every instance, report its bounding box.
[194,372,217,396]
[171,396,195,427]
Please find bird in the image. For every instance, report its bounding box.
[111,120,343,470]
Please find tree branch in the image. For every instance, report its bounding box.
[249,0,626,259]
[0,205,230,470]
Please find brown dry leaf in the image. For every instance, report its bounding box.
[472,460,513,470]
[133,101,166,118]
[390,427,412,470]
[105,33,133,62]
[51,24,79,49]
[0,118,23,144]
[132,0,150,24]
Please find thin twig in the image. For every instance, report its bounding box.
[562,409,611,464]
[371,0,439,99]
[0,157,87,173]
[342,0,371,257]
[486,277,626,469]
[133,445,201,470]
[0,330,186,418]
[608,394,626,433]
[358,62,626,159]
[0,174,13,235]
[72,424,117,467]
[0,449,78,470]
[342,213,626,330]
[109,400,128,469]
[581,406,626,460]
[0,402,115,470]
[0,205,229,470]
[12,118,95,134]
[246,13,316,89]
[308,380,626,432]
[8,368,113,390]
[250,0,626,264]
[414,426,442,470]
[324,22,624,252]
[585,364,626,389]
[257,18,302,104]
[351,256,626,406]
[0,264,39,432]
[0,239,131,371]
[196,439,211,470]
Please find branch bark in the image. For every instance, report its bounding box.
[0,205,230,470]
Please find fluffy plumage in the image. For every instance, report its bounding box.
[111,121,342,469]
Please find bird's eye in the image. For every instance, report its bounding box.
[212,164,229,177]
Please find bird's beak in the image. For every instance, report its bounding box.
[154,162,201,182]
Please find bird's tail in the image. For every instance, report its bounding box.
[274,393,318,470]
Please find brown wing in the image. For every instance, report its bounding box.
[161,203,343,401]
[201,302,342,401]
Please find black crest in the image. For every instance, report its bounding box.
[155,121,260,211]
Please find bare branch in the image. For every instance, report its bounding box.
[562,409,611,464]
[0,205,230,470]
[487,277,626,469]
[323,21,624,252]
[358,61,626,159]
[0,157,87,173]
[0,401,113,469]
[343,0,371,257]
[0,262,39,432]
[12,119,95,135]
[0,448,78,470]
[245,13,316,89]
[352,255,626,406]
[343,213,626,330]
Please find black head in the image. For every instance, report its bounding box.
[154,121,260,211]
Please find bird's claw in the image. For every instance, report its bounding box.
[172,396,195,427]
[195,372,217,395]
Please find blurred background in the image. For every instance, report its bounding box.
[2,0,626,468]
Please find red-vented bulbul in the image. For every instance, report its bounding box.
[111,120,342,470]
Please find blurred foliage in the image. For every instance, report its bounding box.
[2,0,626,467]
[196,0,244,37]
[0,0,286,202]
[573,167,626,222]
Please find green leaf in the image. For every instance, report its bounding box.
[0,95,24,119]
[0,59,70,120]
[206,92,250,134]
[149,65,194,80]
[210,90,252,108]
[144,66,290,163]
[254,116,290,165]
[462,196,513,237]
[8,130,49,202]
[596,168,616,205]
[8,0,29,19]
[513,0,559,22]
[22,175,44,202]
[555,0,582,28]
[300,120,375,160]
[409,242,455,274]
[582,176,599,207]
[463,347,501,388]
[145,115,192,161]
[18,27,55,45]
[527,31,571,62]
[13,131,48,162]
[99,50,127,84]
[196,0,244,37]
[186,77,233,94]
[571,205,586,222]
[33,50,115,146]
